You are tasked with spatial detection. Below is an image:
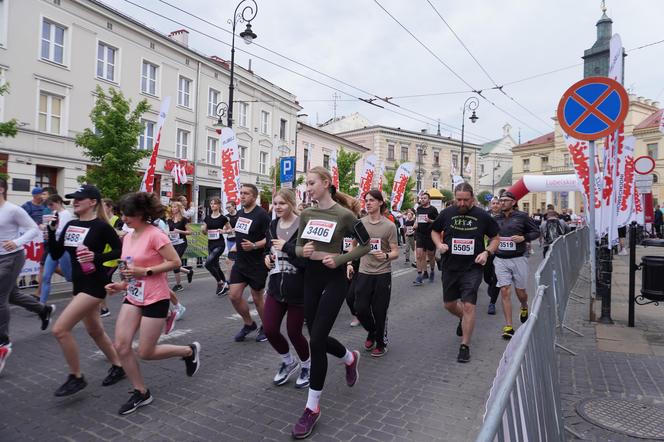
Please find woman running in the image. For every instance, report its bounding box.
[201,197,230,296]
[39,195,73,303]
[403,209,416,264]
[167,201,193,293]
[291,167,370,439]
[105,192,201,415]
[263,189,310,388]
[48,185,125,396]
[347,190,398,358]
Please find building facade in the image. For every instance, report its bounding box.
[633,109,664,205]
[477,123,516,196]
[0,0,301,210]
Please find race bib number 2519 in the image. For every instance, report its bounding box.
[301,220,337,243]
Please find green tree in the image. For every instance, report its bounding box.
[441,189,453,202]
[75,86,150,201]
[337,147,361,196]
[477,190,492,207]
[383,162,416,210]
[0,83,18,180]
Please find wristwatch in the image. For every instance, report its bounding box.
[146,268,154,276]
[384,252,389,261]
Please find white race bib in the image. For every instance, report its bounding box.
[451,238,475,255]
[234,217,253,235]
[301,220,337,243]
[126,279,145,303]
[343,237,353,252]
[406,226,414,235]
[63,226,90,248]
[499,237,517,251]
[207,230,220,240]
[370,238,381,252]
[417,214,429,224]
[169,232,183,245]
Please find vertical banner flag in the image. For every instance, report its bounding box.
[377,162,386,195]
[565,134,604,237]
[357,154,377,209]
[140,96,171,192]
[615,135,636,227]
[606,33,625,246]
[390,162,415,211]
[464,160,473,178]
[330,149,339,189]
[219,127,242,209]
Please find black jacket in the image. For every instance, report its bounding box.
[265,218,306,305]
[495,210,540,258]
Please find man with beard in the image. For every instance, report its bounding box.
[431,183,499,363]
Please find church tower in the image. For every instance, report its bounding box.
[582,2,613,78]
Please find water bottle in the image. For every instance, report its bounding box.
[76,245,96,275]
[124,256,135,283]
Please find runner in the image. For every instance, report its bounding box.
[493,191,540,340]
[263,189,310,388]
[403,209,415,264]
[413,193,438,285]
[431,183,500,363]
[167,201,193,294]
[0,178,56,375]
[39,195,74,303]
[291,167,370,439]
[228,184,270,343]
[100,198,122,318]
[484,197,501,315]
[348,190,398,358]
[105,192,201,415]
[541,205,568,258]
[201,197,230,296]
[48,185,125,396]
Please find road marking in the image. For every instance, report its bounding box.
[393,267,415,278]
[225,309,259,321]
[89,328,192,360]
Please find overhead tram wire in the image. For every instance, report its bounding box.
[121,0,490,143]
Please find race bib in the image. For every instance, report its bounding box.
[343,237,353,252]
[417,214,429,224]
[301,220,337,243]
[169,232,181,242]
[406,226,414,235]
[207,230,220,240]
[63,226,90,248]
[234,217,252,235]
[499,237,517,251]
[126,279,145,303]
[451,238,475,255]
[370,238,381,252]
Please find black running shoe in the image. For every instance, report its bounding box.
[54,374,87,397]
[118,389,153,415]
[422,271,429,280]
[456,318,463,337]
[39,304,56,331]
[172,284,184,292]
[183,342,201,377]
[101,365,126,386]
[216,281,229,297]
[186,266,194,284]
[234,322,257,342]
[457,344,470,363]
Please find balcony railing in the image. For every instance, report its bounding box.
[543,165,574,174]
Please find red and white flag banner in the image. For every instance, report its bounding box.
[357,154,377,209]
[377,162,386,195]
[140,96,171,193]
[219,127,242,209]
[330,149,339,189]
[390,162,415,211]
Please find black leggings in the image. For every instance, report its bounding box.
[483,256,500,304]
[354,273,391,347]
[304,260,349,391]
[205,244,227,282]
[345,272,358,316]
[173,243,187,274]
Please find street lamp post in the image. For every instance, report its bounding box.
[459,96,479,184]
[226,0,258,128]
[416,144,426,194]
[491,160,500,195]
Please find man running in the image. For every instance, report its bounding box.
[431,183,499,363]
[228,184,270,342]
[493,191,540,339]
[413,193,438,285]
[0,178,56,374]
[485,197,502,315]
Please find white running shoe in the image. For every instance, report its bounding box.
[175,303,186,321]
[273,361,300,386]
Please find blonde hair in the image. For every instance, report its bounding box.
[274,188,299,216]
[308,166,360,216]
[170,201,184,222]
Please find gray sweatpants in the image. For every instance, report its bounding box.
[0,251,45,344]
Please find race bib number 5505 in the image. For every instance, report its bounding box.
[451,238,475,255]
[301,220,337,243]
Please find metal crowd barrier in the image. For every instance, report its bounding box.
[476,227,590,442]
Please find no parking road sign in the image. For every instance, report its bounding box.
[557,77,629,141]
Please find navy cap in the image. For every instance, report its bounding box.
[65,184,102,201]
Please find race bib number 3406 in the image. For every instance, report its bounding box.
[451,238,475,255]
[301,220,337,243]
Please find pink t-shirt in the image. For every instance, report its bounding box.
[121,224,171,306]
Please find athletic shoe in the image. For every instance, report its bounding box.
[273,361,300,386]
[405,259,410,263]
[292,407,321,440]
[350,317,360,327]
[422,271,429,280]
[0,343,12,375]
[488,303,496,315]
[99,307,110,318]
[255,326,267,342]
[186,266,194,283]
[345,350,360,387]
[457,344,470,363]
[371,346,387,358]
[118,389,153,415]
[413,275,423,286]
[247,295,255,304]
[364,338,375,351]
[172,284,184,292]
[164,308,177,334]
[54,374,87,397]
[520,307,529,323]
[618,249,628,256]
[29,279,38,288]
[175,303,186,321]
[216,281,229,297]
[183,342,201,377]
[39,304,56,331]
[502,326,515,340]
[456,318,463,337]
[411,262,417,268]
[101,365,126,386]
[295,367,310,389]
[234,322,257,342]
[428,271,435,282]
[18,279,26,289]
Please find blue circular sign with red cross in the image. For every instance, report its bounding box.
[557,76,629,141]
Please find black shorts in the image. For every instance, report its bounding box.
[123,298,170,318]
[174,243,187,257]
[416,233,435,251]
[441,266,483,304]
[73,273,111,299]
[230,260,268,290]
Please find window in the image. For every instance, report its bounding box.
[433,151,439,165]
[239,102,249,127]
[206,137,218,165]
[138,119,155,150]
[303,147,310,172]
[38,92,63,134]
[260,110,270,134]
[400,146,409,162]
[432,178,439,189]
[387,144,395,160]
[141,61,158,95]
[541,156,549,170]
[0,0,8,48]
[522,202,530,214]
[96,42,117,82]
[35,166,58,190]
[564,153,572,168]
[178,76,192,108]
[523,158,530,172]
[208,89,220,117]
[279,118,287,141]
[176,129,190,159]
[647,143,658,159]
[323,154,330,170]
[259,151,268,175]
[480,164,485,174]
[239,146,247,171]
[452,153,459,170]
[41,19,66,64]
[653,174,658,184]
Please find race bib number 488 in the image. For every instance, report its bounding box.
[451,238,475,255]
[63,226,90,248]
[301,220,337,243]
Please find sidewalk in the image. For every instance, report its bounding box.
[558,244,664,441]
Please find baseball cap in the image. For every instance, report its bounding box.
[31,187,43,195]
[65,184,102,201]
[501,191,517,201]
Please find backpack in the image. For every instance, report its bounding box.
[544,219,565,244]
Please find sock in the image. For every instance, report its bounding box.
[417,271,422,275]
[306,389,322,412]
[281,352,294,365]
[342,349,355,365]
[300,358,311,369]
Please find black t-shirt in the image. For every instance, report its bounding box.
[432,206,500,272]
[560,214,571,222]
[168,219,188,246]
[234,206,270,264]
[415,206,438,236]
[404,219,415,236]
[226,212,239,240]
[204,214,229,247]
